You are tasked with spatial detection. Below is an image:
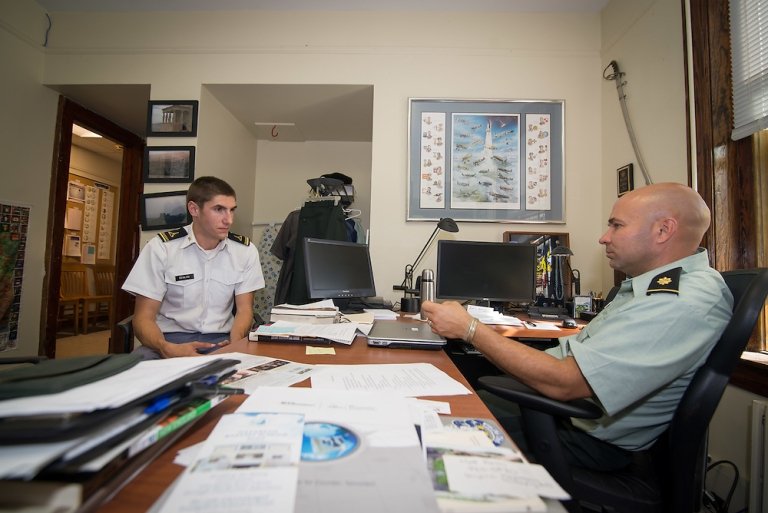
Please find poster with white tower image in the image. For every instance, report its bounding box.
[525,114,551,210]
[450,114,520,210]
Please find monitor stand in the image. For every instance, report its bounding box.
[332,298,366,314]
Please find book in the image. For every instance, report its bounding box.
[269,307,340,324]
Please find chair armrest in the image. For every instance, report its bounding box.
[479,375,603,419]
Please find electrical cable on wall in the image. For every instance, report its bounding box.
[43,13,51,47]
[603,60,654,185]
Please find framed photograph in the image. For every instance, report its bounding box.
[573,295,593,318]
[617,163,634,197]
[408,98,565,223]
[146,100,199,137]
[143,146,196,183]
[140,191,191,231]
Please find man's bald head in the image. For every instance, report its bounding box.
[621,183,710,251]
[600,183,711,276]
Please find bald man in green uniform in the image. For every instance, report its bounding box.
[422,183,733,471]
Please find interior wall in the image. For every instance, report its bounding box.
[35,7,605,305]
[252,140,373,246]
[600,0,688,288]
[0,2,60,357]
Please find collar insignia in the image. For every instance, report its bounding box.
[157,227,187,242]
[646,267,682,296]
[227,232,250,246]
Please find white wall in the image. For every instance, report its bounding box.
[600,0,688,288]
[35,7,605,305]
[0,1,60,357]
[252,140,372,245]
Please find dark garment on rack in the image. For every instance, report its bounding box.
[271,201,349,305]
[271,210,301,306]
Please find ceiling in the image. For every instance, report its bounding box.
[41,0,606,158]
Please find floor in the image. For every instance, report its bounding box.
[56,329,111,357]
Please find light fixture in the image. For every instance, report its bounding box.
[550,246,581,300]
[72,124,102,138]
[393,218,459,313]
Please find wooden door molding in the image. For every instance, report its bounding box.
[42,97,144,357]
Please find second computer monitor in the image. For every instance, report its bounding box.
[436,240,537,304]
[302,237,376,309]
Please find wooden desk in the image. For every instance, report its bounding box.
[445,317,583,389]
[95,335,500,513]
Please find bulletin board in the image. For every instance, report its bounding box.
[64,174,118,264]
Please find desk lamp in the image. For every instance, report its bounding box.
[394,218,459,313]
[550,245,581,300]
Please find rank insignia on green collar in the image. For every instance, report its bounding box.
[228,232,250,245]
[646,267,682,296]
[157,227,187,242]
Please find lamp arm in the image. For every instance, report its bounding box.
[402,225,441,288]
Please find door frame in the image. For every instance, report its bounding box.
[41,96,144,357]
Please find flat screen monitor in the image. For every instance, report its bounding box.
[303,238,376,309]
[436,240,537,304]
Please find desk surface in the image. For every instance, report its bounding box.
[95,333,499,513]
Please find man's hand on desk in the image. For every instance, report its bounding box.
[421,300,474,340]
[160,340,231,357]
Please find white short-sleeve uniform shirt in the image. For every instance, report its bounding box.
[122,224,265,334]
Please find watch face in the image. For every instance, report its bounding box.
[301,422,359,462]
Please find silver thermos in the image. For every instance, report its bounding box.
[420,269,435,320]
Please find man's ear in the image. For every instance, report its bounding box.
[657,217,677,242]
[187,200,199,218]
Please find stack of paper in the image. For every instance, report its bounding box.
[466,305,523,326]
[270,300,340,324]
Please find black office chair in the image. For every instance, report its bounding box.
[116,315,134,353]
[480,268,768,513]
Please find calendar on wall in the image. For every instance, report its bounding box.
[64,174,118,264]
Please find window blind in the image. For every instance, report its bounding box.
[730,0,768,141]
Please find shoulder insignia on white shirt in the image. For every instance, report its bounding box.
[157,227,187,242]
[227,232,250,245]
[646,267,682,296]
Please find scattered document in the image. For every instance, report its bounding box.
[250,321,368,345]
[240,387,441,513]
[270,300,340,324]
[156,412,304,513]
[0,356,240,417]
[310,363,472,397]
[364,308,399,320]
[217,352,317,394]
[466,305,524,326]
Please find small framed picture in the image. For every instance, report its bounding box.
[617,163,634,197]
[573,295,593,318]
[143,146,195,183]
[140,191,191,231]
[146,100,199,137]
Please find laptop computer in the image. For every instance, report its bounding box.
[366,320,447,349]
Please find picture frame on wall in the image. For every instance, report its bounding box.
[617,163,634,197]
[140,191,191,231]
[407,98,565,223]
[573,295,593,319]
[143,146,196,183]
[146,100,199,137]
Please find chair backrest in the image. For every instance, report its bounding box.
[93,270,115,296]
[665,268,768,512]
[60,269,86,299]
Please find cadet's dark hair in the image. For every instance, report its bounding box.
[187,176,236,206]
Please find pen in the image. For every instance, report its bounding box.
[144,392,180,415]
[525,321,537,327]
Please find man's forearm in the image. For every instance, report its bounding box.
[229,310,253,342]
[132,316,170,356]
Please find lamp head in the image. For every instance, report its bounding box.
[437,217,459,233]
[551,245,573,258]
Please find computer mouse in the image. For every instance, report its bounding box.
[561,318,578,329]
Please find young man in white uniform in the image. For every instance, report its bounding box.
[123,176,264,359]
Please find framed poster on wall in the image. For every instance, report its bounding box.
[407,98,565,223]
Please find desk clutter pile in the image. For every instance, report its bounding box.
[0,350,569,513]
[0,354,242,511]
